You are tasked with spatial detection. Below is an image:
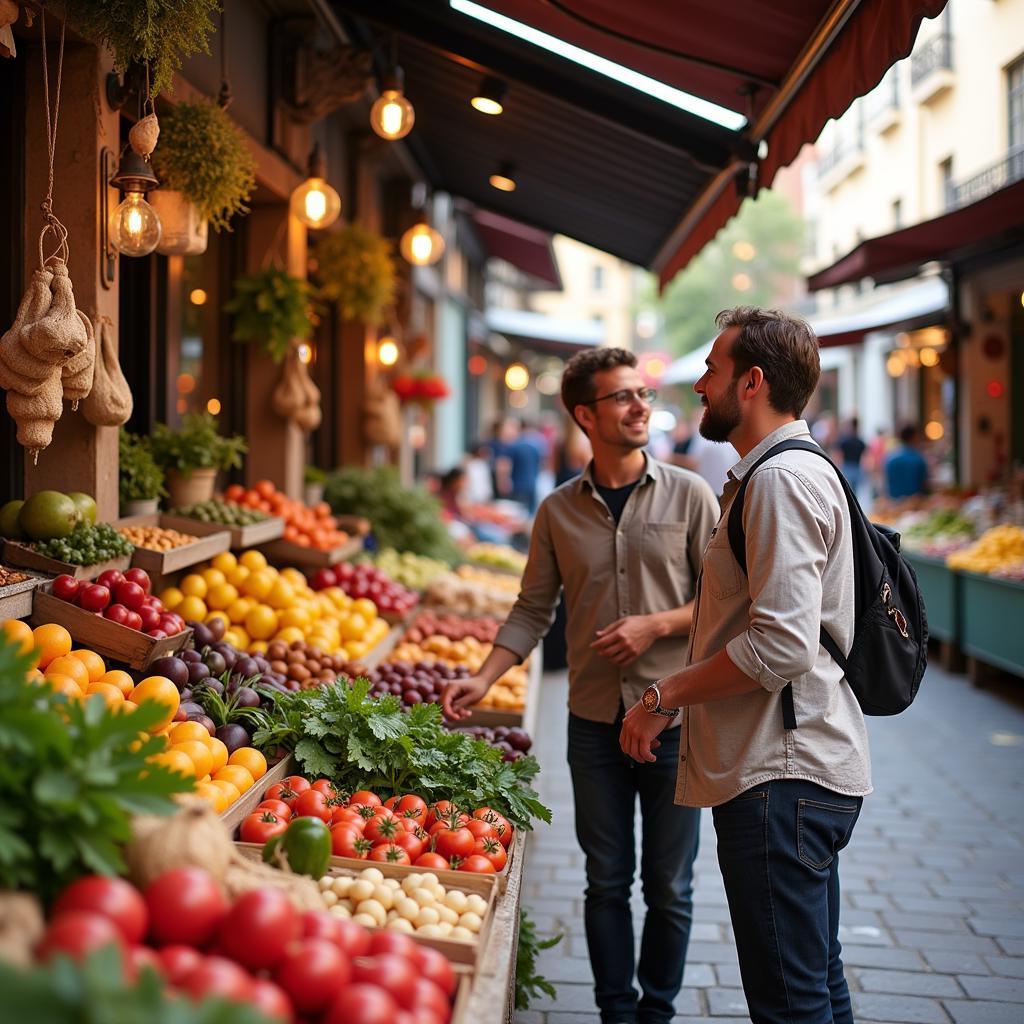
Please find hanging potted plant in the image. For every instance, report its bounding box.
[118,430,166,517]
[224,268,318,362]
[391,370,451,409]
[313,223,396,325]
[150,99,257,255]
[149,412,247,508]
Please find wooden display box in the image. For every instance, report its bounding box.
[465,651,541,729]
[3,540,131,581]
[904,551,961,645]
[960,571,1024,679]
[362,622,408,669]
[159,513,284,550]
[234,842,497,965]
[30,585,192,668]
[0,568,47,620]
[259,535,363,569]
[334,514,371,537]
[219,754,295,831]
[116,514,231,576]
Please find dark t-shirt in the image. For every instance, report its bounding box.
[837,434,866,465]
[595,479,641,525]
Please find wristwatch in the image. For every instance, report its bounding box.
[641,682,679,718]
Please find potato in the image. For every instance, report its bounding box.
[444,890,468,914]
[384,878,402,891]
[437,905,458,926]
[416,924,444,938]
[331,876,352,898]
[401,874,424,894]
[420,873,440,889]
[466,894,488,917]
[356,900,387,927]
[449,926,474,942]
[372,884,394,911]
[387,917,415,933]
[414,905,440,929]
[359,867,385,885]
[396,897,420,921]
[329,904,352,919]
[321,890,338,907]
[318,876,334,891]
[411,887,436,908]
[458,911,482,933]
[436,921,454,936]
[349,879,375,903]
[352,913,378,928]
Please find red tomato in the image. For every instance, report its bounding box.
[311,779,340,801]
[37,911,123,963]
[293,789,332,822]
[433,826,474,861]
[413,977,452,1024]
[52,574,80,602]
[331,823,373,859]
[124,567,151,594]
[79,584,111,612]
[332,807,367,829]
[179,955,250,1004]
[413,852,450,870]
[472,808,513,848]
[95,569,124,591]
[217,888,300,971]
[334,918,373,958]
[274,937,351,1015]
[240,810,288,844]
[367,843,411,865]
[53,875,148,944]
[283,775,312,794]
[125,944,164,981]
[465,818,498,842]
[299,909,343,943]
[248,978,294,1023]
[156,944,202,983]
[424,800,458,830]
[348,789,381,808]
[351,953,419,1010]
[473,836,507,871]
[367,930,419,959]
[325,983,400,1024]
[257,799,293,821]
[459,854,497,874]
[409,944,457,998]
[392,829,425,862]
[143,867,227,948]
[394,795,427,822]
[265,782,299,805]
[363,814,400,845]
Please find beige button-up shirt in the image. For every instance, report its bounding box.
[494,454,719,724]
[676,421,873,808]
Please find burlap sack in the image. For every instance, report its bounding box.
[81,317,133,426]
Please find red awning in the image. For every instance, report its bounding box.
[807,178,1024,290]
[470,208,562,288]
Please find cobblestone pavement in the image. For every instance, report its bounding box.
[514,663,1024,1024]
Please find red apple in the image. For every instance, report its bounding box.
[159,615,181,636]
[124,568,151,594]
[138,606,161,631]
[125,610,143,631]
[104,603,130,625]
[52,574,80,602]
[114,580,146,611]
[310,568,337,591]
[147,629,168,640]
[95,569,125,591]
[80,584,111,613]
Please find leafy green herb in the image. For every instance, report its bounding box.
[251,679,551,830]
[515,907,564,1010]
[150,413,247,479]
[0,945,278,1023]
[225,269,319,363]
[119,431,166,504]
[0,634,191,902]
[314,224,396,326]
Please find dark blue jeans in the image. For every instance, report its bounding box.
[568,711,700,1024]
[712,779,863,1024]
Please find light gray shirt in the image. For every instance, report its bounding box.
[676,421,873,808]
[495,454,719,724]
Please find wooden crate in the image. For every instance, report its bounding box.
[259,535,363,569]
[334,514,371,537]
[115,514,231,576]
[159,513,285,550]
[0,569,46,620]
[362,622,408,669]
[219,754,295,831]
[30,586,191,669]
[3,540,131,581]
[234,843,498,965]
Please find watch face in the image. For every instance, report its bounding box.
[642,686,658,712]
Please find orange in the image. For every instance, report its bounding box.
[177,595,208,623]
[179,574,208,600]
[213,764,255,793]
[206,583,239,611]
[223,627,250,651]
[207,736,229,773]
[352,598,377,622]
[241,568,275,601]
[341,613,368,643]
[265,578,295,611]
[129,676,180,729]
[172,740,213,779]
[200,568,227,589]
[85,682,125,709]
[239,549,268,572]
[226,565,251,590]
[69,648,106,682]
[159,586,184,610]
[100,670,135,697]
[228,747,267,780]
[194,780,227,812]
[244,604,278,641]
[226,598,254,625]
[45,655,91,690]
[42,672,82,697]
[32,623,72,669]
[169,721,213,747]
[278,606,311,631]
[210,778,242,808]
[273,626,305,646]
[210,551,237,574]
[149,749,195,778]
[2,619,35,656]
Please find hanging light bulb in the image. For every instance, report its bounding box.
[378,336,400,367]
[471,75,507,115]
[370,68,415,140]
[108,148,161,257]
[291,142,341,230]
[489,161,517,192]
[505,363,530,391]
[400,220,445,266]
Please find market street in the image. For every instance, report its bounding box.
[516,664,1024,1024]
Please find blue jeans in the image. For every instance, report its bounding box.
[568,711,700,1024]
[712,779,863,1024]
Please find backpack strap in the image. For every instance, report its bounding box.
[726,439,852,730]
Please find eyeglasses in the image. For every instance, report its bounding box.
[581,387,658,407]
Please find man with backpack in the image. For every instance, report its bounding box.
[619,307,924,1024]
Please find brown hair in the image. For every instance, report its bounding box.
[560,347,637,429]
[715,306,820,417]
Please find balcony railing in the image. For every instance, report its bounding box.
[817,115,865,181]
[911,32,953,88]
[946,149,1024,210]
[866,67,900,122]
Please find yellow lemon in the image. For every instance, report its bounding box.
[226,597,254,624]
[227,565,251,589]
[223,626,250,650]
[179,574,208,599]
[266,578,296,610]
[159,586,184,611]
[201,567,227,589]
[249,640,269,654]
[239,549,268,571]
[281,567,306,588]
[210,551,237,574]
[273,626,306,646]
[344,640,369,659]
[341,613,368,643]
[278,606,311,631]
[242,568,275,601]
[206,583,239,611]
[352,598,377,622]
[244,604,278,641]
[177,595,208,622]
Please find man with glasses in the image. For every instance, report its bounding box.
[443,348,718,1024]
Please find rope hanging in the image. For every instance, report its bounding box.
[38,5,69,268]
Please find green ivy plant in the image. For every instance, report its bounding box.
[313,223,397,325]
[65,0,218,97]
[0,634,191,903]
[515,908,564,1010]
[118,431,166,503]
[149,412,247,479]
[152,100,257,231]
[224,269,317,363]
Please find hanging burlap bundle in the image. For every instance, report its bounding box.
[362,377,402,448]
[81,317,133,426]
[271,350,307,420]
[6,372,64,453]
[20,259,88,364]
[129,113,160,159]
[0,267,55,394]
[61,309,96,409]
[293,356,322,432]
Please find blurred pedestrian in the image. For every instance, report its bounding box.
[885,424,929,499]
[835,416,867,497]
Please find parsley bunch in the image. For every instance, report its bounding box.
[252,679,551,831]
[0,635,191,902]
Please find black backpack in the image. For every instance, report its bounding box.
[727,438,928,729]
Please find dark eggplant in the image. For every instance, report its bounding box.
[190,621,215,648]
[179,701,205,719]
[187,661,211,685]
[234,686,261,708]
[180,649,203,664]
[192,713,216,736]
[215,722,251,753]
[211,643,236,670]
[202,679,224,697]
[207,616,226,642]
[148,656,189,689]
[234,656,260,679]
[204,650,226,676]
